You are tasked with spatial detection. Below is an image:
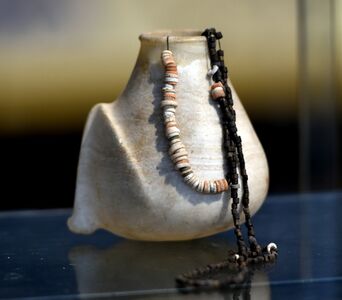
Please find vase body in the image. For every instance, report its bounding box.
[67,30,269,241]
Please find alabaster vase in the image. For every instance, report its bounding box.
[68,30,269,241]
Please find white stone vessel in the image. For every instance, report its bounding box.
[68,30,269,241]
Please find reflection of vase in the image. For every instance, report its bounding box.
[69,238,271,299]
[68,30,269,241]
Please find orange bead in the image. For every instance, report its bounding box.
[211,82,224,89]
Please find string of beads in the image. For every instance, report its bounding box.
[173,28,278,289]
[161,49,229,193]
[203,27,260,257]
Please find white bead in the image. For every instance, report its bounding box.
[196,180,203,192]
[164,77,178,83]
[184,173,194,182]
[164,116,176,123]
[162,50,172,55]
[168,141,184,155]
[162,89,176,95]
[170,149,188,160]
[161,100,177,108]
[166,131,180,139]
[162,84,174,90]
[165,126,180,136]
[192,178,200,189]
[207,65,219,76]
[163,111,175,119]
[234,254,240,261]
[173,155,188,163]
[169,137,181,145]
[199,180,205,192]
[201,180,206,193]
[164,107,176,114]
[201,180,206,192]
[163,106,177,113]
[187,175,198,185]
[202,180,208,193]
[181,167,192,175]
[210,181,216,193]
[267,242,277,253]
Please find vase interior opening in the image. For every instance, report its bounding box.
[140,30,205,43]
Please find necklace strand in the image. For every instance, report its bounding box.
[161,50,229,193]
[164,28,279,290]
[203,28,260,256]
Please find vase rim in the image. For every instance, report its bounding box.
[139,29,206,43]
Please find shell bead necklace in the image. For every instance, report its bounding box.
[161,49,229,194]
[161,28,279,289]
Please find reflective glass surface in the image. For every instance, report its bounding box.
[1,192,341,299]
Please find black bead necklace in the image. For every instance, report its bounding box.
[175,28,278,290]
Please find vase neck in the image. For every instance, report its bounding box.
[119,30,211,103]
[136,30,209,66]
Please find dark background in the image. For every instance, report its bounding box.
[0,0,340,210]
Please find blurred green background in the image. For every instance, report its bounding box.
[0,0,341,209]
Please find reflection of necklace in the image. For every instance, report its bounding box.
[162,28,279,289]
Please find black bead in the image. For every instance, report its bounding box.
[240,169,247,176]
[231,190,238,198]
[200,30,207,37]
[217,49,224,57]
[209,42,216,49]
[226,97,234,105]
[209,48,216,56]
[232,211,240,221]
[215,31,223,39]
[209,36,216,43]
[213,71,222,81]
